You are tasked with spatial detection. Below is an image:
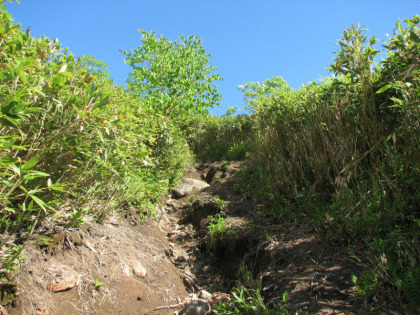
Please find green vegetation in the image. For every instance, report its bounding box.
[189,113,252,161]
[121,30,221,126]
[215,263,296,315]
[214,283,292,315]
[1,1,419,313]
[193,17,420,313]
[0,1,218,286]
[207,212,228,237]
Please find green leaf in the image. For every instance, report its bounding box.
[10,164,21,176]
[48,183,71,194]
[376,83,392,94]
[2,138,18,149]
[96,128,105,143]
[282,291,288,303]
[29,194,48,211]
[96,95,109,109]
[23,170,50,180]
[20,71,28,84]
[22,155,41,170]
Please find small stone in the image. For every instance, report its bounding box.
[132,262,147,278]
[179,299,211,315]
[175,262,187,270]
[35,307,50,315]
[121,263,131,275]
[50,266,78,293]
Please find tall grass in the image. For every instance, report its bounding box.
[236,19,420,312]
[192,17,419,312]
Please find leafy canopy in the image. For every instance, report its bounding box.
[121,30,222,124]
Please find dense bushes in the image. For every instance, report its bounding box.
[0,3,197,282]
[192,17,419,312]
[246,20,419,312]
[188,113,253,161]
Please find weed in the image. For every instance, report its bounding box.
[93,278,105,291]
[214,281,299,315]
[188,195,195,206]
[214,195,228,212]
[207,213,228,237]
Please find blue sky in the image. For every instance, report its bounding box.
[6,0,420,116]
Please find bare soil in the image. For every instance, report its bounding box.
[2,161,363,314]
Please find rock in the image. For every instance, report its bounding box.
[132,262,147,278]
[173,178,209,198]
[179,299,211,315]
[121,263,131,275]
[191,262,202,273]
[50,265,78,292]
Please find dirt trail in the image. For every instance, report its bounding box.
[161,161,362,314]
[3,161,362,314]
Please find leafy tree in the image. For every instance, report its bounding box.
[328,24,379,83]
[76,55,112,82]
[121,30,221,125]
[238,76,291,113]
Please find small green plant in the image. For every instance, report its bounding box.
[352,271,378,298]
[214,195,228,211]
[214,281,294,315]
[93,278,105,291]
[188,195,195,206]
[207,213,228,237]
[238,261,254,288]
[0,245,24,282]
[222,161,230,171]
[66,207,89,228]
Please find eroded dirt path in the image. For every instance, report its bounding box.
[159,161,362,314]
[5,161,362,314]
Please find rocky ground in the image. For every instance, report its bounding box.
[2,161,363,314]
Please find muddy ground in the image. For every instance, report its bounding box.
[2,161,363,314]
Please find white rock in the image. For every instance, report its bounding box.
[132,262,147,278]
[173,178,209,198]
[121,263,131,275]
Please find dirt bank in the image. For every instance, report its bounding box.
[3,161,362,314]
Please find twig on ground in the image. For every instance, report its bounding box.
[155,302,185,310]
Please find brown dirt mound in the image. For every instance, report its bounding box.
[5,216,189,314]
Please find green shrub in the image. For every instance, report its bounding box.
[188,114,252,161]
[238,16,420,312]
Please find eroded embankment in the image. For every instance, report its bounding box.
[4,161,362,315]
[160,161,362,314]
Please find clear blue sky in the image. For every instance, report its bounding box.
[6,0,420,116]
